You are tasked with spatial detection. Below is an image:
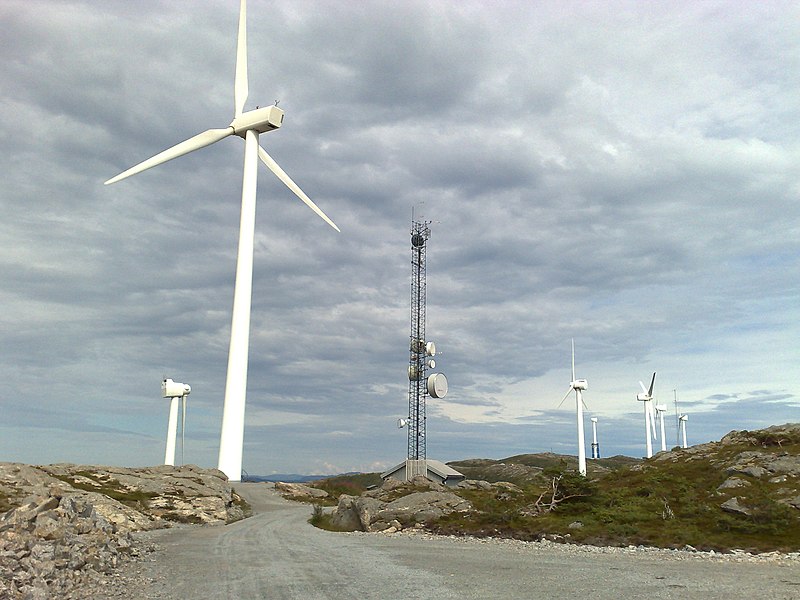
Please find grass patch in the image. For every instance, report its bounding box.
[310,473,383,505]
[51,472,157,510]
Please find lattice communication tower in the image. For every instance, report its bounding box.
[407,219,432,460]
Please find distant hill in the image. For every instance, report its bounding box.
[448,453,639,484]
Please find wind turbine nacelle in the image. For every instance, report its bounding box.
[230,106,284,136]
[680,414,688,421]
[571,379,588,390]
[636,393,649,401]
[655,404,667,412]
[162,378,191,398]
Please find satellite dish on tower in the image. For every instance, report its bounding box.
[425,341,436,356]
[427,373,448,398]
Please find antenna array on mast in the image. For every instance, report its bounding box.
[408,219,432,461]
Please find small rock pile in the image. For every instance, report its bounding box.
[0,462,246,599]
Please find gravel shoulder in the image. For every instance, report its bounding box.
[101,483,800,600]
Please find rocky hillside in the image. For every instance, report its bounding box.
[0,463,247,599]
[448,453,639,484]
[433,423,800,552]
[299,424,800,553]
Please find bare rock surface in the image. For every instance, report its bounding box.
[0,463,245,599]
[331,476,472,532]
[274,481,329,499]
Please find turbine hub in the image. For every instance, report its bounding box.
[230,105,284,136]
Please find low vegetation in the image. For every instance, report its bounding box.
[50,471,157,510]
[309,472,382,505]
[311,424,800,553]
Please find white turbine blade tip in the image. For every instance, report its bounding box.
[258,146,340,232]
[105,128,232,185]
[234,0,249,116]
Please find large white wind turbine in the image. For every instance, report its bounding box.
[558,339,588,476]
[637,373,658,458]
[107,0,339,481]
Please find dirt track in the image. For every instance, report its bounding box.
[112,483,800,599]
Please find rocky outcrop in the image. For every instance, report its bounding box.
[330,476,472,532]
[274,482,329,500]
[0,462,247,599]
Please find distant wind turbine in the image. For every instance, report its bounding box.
[162,378,191,466]
[558,339,588,476]
[655,404,668,452]
[679,414,689,448]
[106,0,339,481]
[637,373,658,458]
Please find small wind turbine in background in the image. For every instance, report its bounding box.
[655,404,668,452]
[637,373,658,458]
[679,414,689,448]
[162,378,191,466]
[106,0,339,481]
[590,417,600,459]
[558,339,588,476]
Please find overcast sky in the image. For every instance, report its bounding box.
[1,0,798,477]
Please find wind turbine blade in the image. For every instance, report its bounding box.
[234,0,248,117]
[105,128,233,185]
[557,388,573,409]
[648,372,656,397]
[639,380,648,394]
[258,146,340,232]
[581,397,590,411]
[571,338,575,382]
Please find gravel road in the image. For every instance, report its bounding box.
[108,483,800,600]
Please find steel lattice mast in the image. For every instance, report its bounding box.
[408,220,431,460]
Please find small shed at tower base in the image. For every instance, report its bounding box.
[381,459,465,487]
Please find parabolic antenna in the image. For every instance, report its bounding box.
[411,233,425,247]
[427,373,448,398]
[425,341,436,356]
[426,358,436,369]
[408,365,421,381]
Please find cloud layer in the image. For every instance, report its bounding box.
[1,0,797,475]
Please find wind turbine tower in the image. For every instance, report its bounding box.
[162,378,191,466]
[590,417,600,459]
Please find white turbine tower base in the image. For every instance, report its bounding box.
[107,0,339,482]
[558,339,588,476]
[165,396,180,466]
